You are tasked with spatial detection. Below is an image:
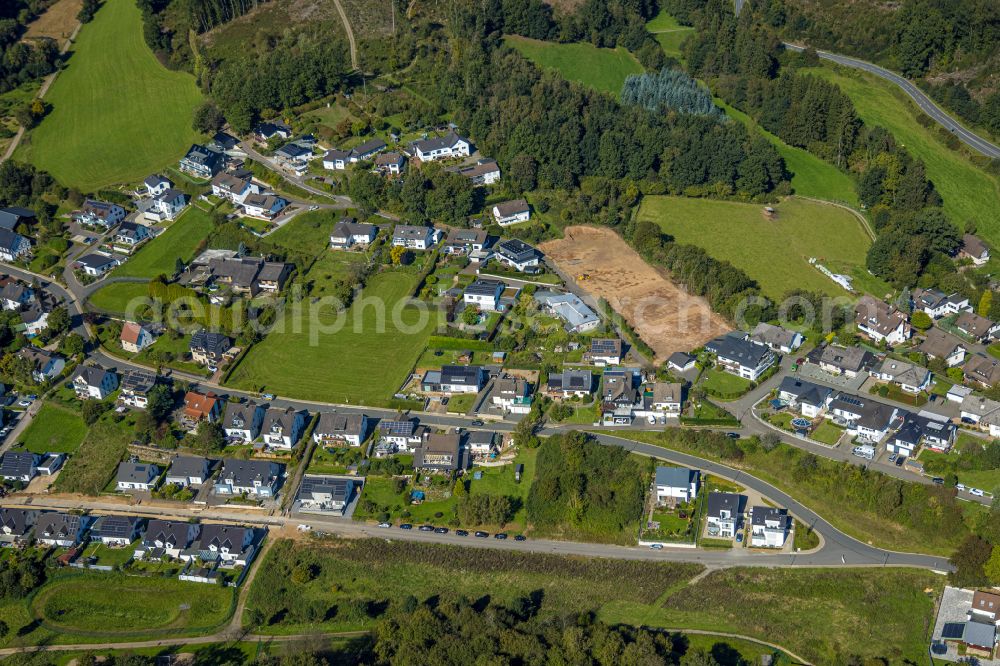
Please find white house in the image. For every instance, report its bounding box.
[144,189,187,222]
[241,193,288,220]
[421,365,486,394]
[330,220,378,249]
[749,506,789,548]
[492,199,530,226]
[261,407,307,450]
[750,322,803,354]
[0,229,31,262]
[0,451,39,483]
[919,328,967,367]
[77,200,126,228]
[546,369,593,398]
[34,513,87,547]
[138,520,200,559]
[870,358,932,394]
[120,321,155,353]
[777,376,833,418]
[854,296,911,346]
[378,420,427,453]
[654,466,699,504]
[589,338,623,366]
[828,393,900,443]
[410,132,471,161]
[912,288,971,319]
[297,477,356,515]
[72,366,118,400]
[322,149,350,171]
[494,238,541,272]
[214,459,282,498]
[222,401,264,442]
[116,462,160,491]
[392,225,439,250]
[92,515,142,547]
[194,524,256,566]
[705,332,775,381]
[706,492,742,539]
[75,253,120,277]
[463,278,505,312]
[144,174,171,196]
[164,455,212,487]
[313,413,368,447]
[491,376,532,415]
[211,171,258,203]
[890,413,956,456]
[114,221,151,249]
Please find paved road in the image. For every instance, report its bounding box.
[239,141,353,204]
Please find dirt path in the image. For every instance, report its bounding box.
[540,226,729,360]
[331,0,358,70]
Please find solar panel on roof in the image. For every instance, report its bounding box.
[381,421,414,435]
[941,623,965,640]
[839,396,863,407]
[592,339,618,353]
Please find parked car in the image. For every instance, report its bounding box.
[931,477,944,485]
[514,535,526,542]
[17,399,32,407]
[434,527,449,534]
[736,533,743,543]
[471,419,484,426]
[970,488,985,497]
[649,543,663,550]
[888,453,897,463]
[474,531,489,538]
[725,432,740,439]
[455,530,469,537]
[494,533,508,540]
[262,393,276,400]
[399,523,413,530]
[419,525,434,532]
[377,522,391,528]
[957,484,967,492]
[895,456,906,467]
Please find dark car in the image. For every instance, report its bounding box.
[474,531,489,538]
[931,477,944,485]
[419,525,434,532]
[895,456,906,467]
[471,419,484,426]
[514,535,526,541]
[494,533,508,540]
[455,529,469,536]
[725,432,741,439]
[434,527,449,534]
[399,523,413,530]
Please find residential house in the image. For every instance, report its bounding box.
[960,234,991,266]
[546,369,593,398]
[114,221,151,249]
[75,253,120,277]
[494,238,541,272]
[809,344,875,378]
[164,455,212,487]
[954,311,1000,343]
[443,228,489,256]
[972,590,1000,623]
[960,394,1000,437]
[706,492,743,539]
[118,368,156,409]
[492,376,532,414]
[330,219,378,249]
[17,347,64,383]
[321,149,350,171]
[492,199,530,226]
[297,476,355,514]
[144,188,187,222]
[144,174,171,196]
[409,132,471,161]
[964,353,1000,387]
[214,459,283,498]
[749,506,789,548]
[465,431,495,458]
[34,513,87,547]
[392,224,439,250]
[36,453,64,476]
[261,406,307,450]
[413,432,465,472]
[120,321,155,353]
[0,282,33,310]
[349,138,387,162]
[77,200,126,228]
[589,338,624,366]
[222,401,265,442]
[92,515,143,547]
[0,206,35,231]
[274,142,314,173]
[241,193,288,219]
[18,305,49,336]
[601,370,642,425]
[534,291,599,333]
[854,296,911,345]
[421,365,486,394]
[912,288,971,319]
[209,131,241,155]
[653,466,699,504]
[194,523,257,566]
[253,121,291,142]
[777,376,833,417]
[116,462,160,491]
[667,352,697,373]
[374,151,406,175]
[72,366,118,400]
[705,332,776,381]
[870,358,932,393]
[313,412,368,447]
[189,330,232,366]
[464,278,506,312]
[179,144,222,178]
[137,519,200,560]
[891,413,956,456]
[210,171,258,203]
[828,393,902,443]
[200,256,291,296]
[0,508,37,547]
[919,328,967,367]
[449,158,501,186]
[644,382,684,415]
[378,419,428,453]
[750,322,803,353]
[180,391,223,430]
[0,229,30,262]
[0,451,39,483]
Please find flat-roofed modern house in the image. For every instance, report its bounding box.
[297,476,356,514]
[535,291,600,333]
[421,365,486,394]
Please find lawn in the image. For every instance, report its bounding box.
[793,519,821,551]
[266,210,342,256]
[30,572,233,641]
[304,250,366,295]
[87,281,149,314]
[804,64,1000,245]
[227,270,434,405]
[16,0,204,190]
[16,402,87,453]
[113,206,216,278]
[636,195,873,298]
[701,368,752,398]
[919,435,1000,494]
[307,445,364,474]
[53,416,134,495]
[811,420,844,445]
[504,36,643,96]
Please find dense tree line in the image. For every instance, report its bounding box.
[0,1,60,94]
[621,67,723,119]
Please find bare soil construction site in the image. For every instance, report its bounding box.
[540,226,728,360]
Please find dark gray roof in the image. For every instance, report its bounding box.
[332,220,377,239]
[350,138,387,157]
[496,238,538,263]
[750,506,789,528]
[167,455,211,479]
[144,174,169,187]
[829,393,903,431]
[705,333,772,368]
[493,199,529,217]
[299,476,352,502]
[0,508,36,534]
[547,369,593,392]
[116,461,159,484]
[706,491,742,519]
[76,253,117,270]
[263,406,301,434]
[315,412,365,437]
[182,144,222,168]
[0,207,34,230]
[777,376,832,407]
[467,430,494,446]
[0,228,28,252]
[144,519,196,548]
[0,451,38,477]
[35,512,83,540]
[220,458,282,487]
[93,515,141,540]
[74,365,113,388]
[667,351,695,367]
[895,414,955,445]
[411,131,467,153]
[439,365,484,386]
[655,466,697,488]
[190,329,231,356]
[223,401,261,429]
[811,344,874,373]
[465,278,503,297]
[199,523,252,551]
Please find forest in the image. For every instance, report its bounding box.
[0,0,60,94]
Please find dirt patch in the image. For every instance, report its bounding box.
[540,226,728,361]
[23,0,82,41]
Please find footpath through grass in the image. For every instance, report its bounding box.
[17,0,204,189]
[505,36,643,96]
[636,195,874,298]
[804,63,1000,245]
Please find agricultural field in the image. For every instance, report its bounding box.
[635,195,875,299]
[17,0,204,190]
[113,206,216,278]
[16,402,88,454]
[227,270,434,405]
[23,0,82,40]
[804,64,1000,245]
[505,36,643,96]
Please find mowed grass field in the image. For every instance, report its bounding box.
[636,195,872,298]
[114,206,216,278]
[17,402,88,454]
[227,270,434,405]
[804,64,1000,244]
[505,36,643,96]
[17,0,204,189]
[87,281,149,314]
[645,10,694,60]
